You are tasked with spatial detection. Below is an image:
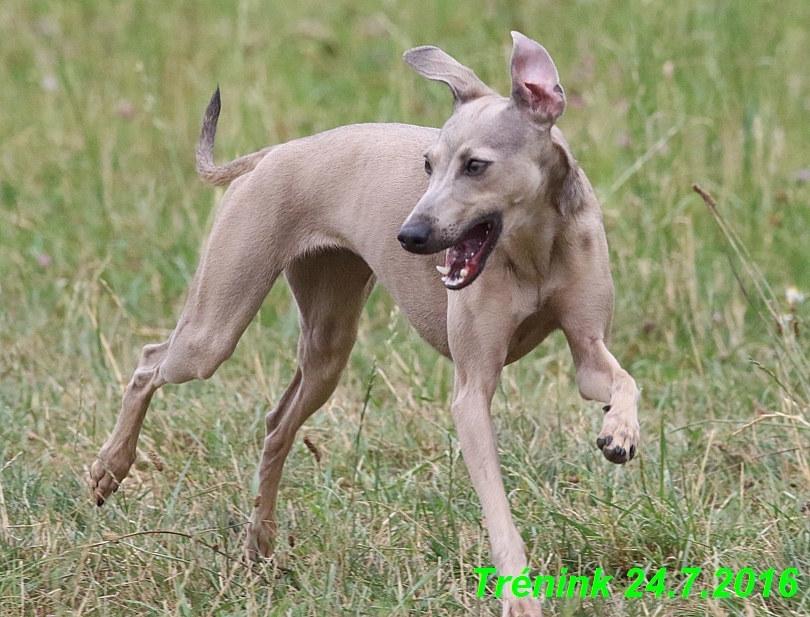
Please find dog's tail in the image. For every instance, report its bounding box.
[195,87,275,186]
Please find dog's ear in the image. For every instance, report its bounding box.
[403,46,494,104]
[552,132,587,218]
[509,32,566,124]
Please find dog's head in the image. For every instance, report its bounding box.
[398,32,572,290]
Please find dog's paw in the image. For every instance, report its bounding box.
[596,407,639,464]
[502,597,543,617]
[243,517,276,562]
[90,456,130,506]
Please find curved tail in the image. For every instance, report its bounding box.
[195,87,274,186]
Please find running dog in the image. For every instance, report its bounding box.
[92,32,640,616]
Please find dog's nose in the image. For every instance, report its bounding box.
[397,221,432,253]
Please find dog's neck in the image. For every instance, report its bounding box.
[494,126,586,285]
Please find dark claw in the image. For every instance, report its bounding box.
[605,435,612,446]
[629,445,636,460]
[603,405,611,412]
[96,496,105,507]
[600,442,631,464]
[596,437,606,450]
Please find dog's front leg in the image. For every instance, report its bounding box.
[451,384,543,616]
[566,334,640,464]
[448,291,543,617]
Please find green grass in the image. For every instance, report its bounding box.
[2,0,810,614]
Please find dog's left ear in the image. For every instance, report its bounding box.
[510,32,566,124]
[404,46,494,105]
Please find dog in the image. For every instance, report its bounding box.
[91,32,640,616]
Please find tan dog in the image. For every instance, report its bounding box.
[91,32,639,616]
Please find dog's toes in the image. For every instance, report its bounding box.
[597,437,636,464]
[595,435,612,450]
[243,541,274,564]
[596,409,639,465]
[602,444,627,463]
[502,597,543,617]
[90,457,126,506]
[243,518,277,563]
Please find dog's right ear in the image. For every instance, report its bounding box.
[403,46,494,104]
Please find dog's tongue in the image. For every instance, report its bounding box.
[436,222,493,289]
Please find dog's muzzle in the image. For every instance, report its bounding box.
[397,214,502,290]
[397,219,435,254]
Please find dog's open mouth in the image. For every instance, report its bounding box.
[436,217,501,290]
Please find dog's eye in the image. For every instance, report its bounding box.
[465,159,489,176]
[424,158,432,175]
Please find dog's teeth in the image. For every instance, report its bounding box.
[459,268,469,278]
[436,265,451,275]
[441,276,448,283]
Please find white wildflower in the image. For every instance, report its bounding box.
[42,75,58,92]
[786,286,806,307]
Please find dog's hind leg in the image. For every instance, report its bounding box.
[92,177,295,504]
[90,340,171,505]
[244,248,374,561]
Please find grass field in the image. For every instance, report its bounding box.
[2,0,810,615]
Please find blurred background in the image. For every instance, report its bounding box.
[1,0,809,615]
